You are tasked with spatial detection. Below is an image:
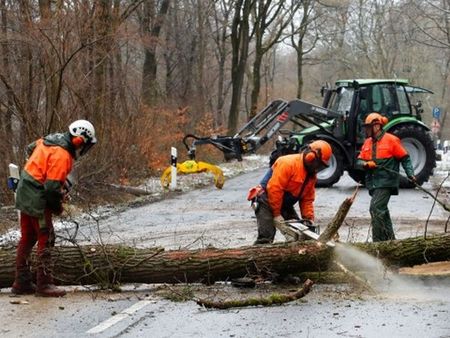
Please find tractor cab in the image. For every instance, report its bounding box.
[317,79,435,187]
[324,79,422,143]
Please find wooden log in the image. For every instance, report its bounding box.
[354,235,450,267]
[0,241,332,288]
[0,234,449,289]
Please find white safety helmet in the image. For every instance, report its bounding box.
[69,119,97,156]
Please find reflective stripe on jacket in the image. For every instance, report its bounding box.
[15,133,75,217]
[265,153,316,220]
[357,131,414,193]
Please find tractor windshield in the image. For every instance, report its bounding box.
[329,87,354,115]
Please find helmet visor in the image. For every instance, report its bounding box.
[80,142,94,157]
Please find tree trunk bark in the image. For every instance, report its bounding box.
[141,0,170,106]
[249,52,263,119]
[228,0,252,134]
[1,234,449,288]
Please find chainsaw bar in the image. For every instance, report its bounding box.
[286,221,335,247]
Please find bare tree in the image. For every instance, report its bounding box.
[350,0,403,77]
[0,0,13,145]
[248,0,300,118]
[210,0,233,127]
[288,0,319,99]
[405,0,450,138]
[228,0,254,134]
[140,0,170,106]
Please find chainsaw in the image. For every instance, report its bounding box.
[276,219,335,247]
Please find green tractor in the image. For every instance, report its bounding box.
[273,79,436,188]
[182,79,436,189]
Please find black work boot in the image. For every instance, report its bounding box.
[35,284,66,298]
[36,266,66,297]
[11,281,37,295]
[11,268,36,295]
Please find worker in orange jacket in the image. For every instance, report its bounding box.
[11,120,97,297]
[252,140,332,244]
[357,113,415,241]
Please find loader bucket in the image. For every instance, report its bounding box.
[160,160,225,189]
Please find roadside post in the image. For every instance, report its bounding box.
[8,163,20,219]
[7,163,20,198]
[170,147,177,190]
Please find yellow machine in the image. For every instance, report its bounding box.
[161,159,225,189]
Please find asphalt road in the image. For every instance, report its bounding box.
[1,169,449,338]
[74,168,448,249]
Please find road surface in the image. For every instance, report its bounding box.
[0,168,449,338]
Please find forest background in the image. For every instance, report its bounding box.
[0,0,449,205]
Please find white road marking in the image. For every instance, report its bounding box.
[86,298,153,334]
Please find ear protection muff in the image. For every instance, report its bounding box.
[72,136,85,148]
[303,146,320,164]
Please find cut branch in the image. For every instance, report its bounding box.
[196,279,314,309]
[319,187,358,243]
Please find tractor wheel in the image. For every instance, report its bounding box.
[316,144,344,187]
[391,124,436,188]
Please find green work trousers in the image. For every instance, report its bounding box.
[369,188,395,242]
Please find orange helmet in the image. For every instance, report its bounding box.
[305,140,332,166]
[364,112,388,126]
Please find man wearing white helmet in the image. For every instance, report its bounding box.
[11,120,97,297]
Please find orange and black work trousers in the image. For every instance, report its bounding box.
[15,210,56,287]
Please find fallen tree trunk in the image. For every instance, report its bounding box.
[354,234,450,267]
[0,234,449,288]
[0,241,332,288]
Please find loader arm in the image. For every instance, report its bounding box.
[185,99,339,161]
[163,99,340,189]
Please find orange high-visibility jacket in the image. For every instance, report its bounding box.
[266,154,316,220]
[15,133,75,218]
[358,132,408,161]
[357,131,414,192]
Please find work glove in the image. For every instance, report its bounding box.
[273,215,284,228]
[363,160,377,170]
[408,175,417,184]
[302,219,319,234]
[53,204,64,216]
[302,219,313,227]
[274,216,300,242]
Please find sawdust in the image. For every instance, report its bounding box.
[398,261,450,276]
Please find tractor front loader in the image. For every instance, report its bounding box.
[161,99,341,188]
